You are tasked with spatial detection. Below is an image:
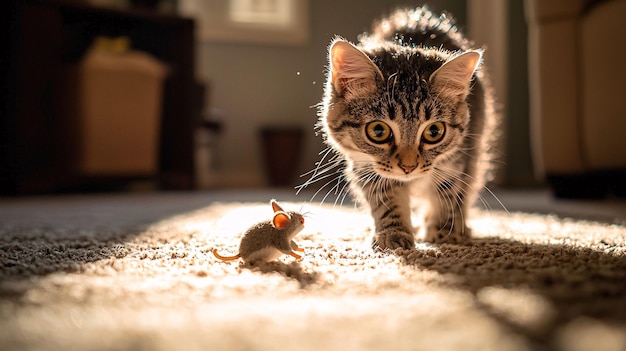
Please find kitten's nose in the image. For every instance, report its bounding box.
[398,162,417,174]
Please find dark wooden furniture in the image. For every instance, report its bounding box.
[1,0,196,194]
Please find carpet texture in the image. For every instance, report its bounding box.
[0,192,625,351]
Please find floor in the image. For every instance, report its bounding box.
[207,186,626,224]
[478,188,626,225]
[1,187,624,227]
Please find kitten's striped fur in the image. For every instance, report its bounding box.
[305,7,497,249]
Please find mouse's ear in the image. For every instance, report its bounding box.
[272,212,291,230]
[270,199,284,213]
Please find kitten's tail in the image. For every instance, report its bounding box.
[363,6,471,51]
[212,249,241,261]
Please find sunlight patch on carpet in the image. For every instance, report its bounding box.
[1,198,625,351]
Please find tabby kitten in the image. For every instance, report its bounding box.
[313,7,496,249]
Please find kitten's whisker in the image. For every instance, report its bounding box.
[298,165,341,190]
[296,170,341,194]
[298,151,341,181]
[435,165,509,215]
[479,184,509,215]
[299,149,334,177]
[301,160,343,181]
[321,173,348,206]
[309,173,345,204]
[381,178,392,206]
[433,167,484,210]
[430,171,457,234]
[334,175,353,207]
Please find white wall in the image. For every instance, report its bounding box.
[468,0,534,186]
[196,0,467,188]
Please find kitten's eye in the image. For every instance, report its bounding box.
[365,121,393,144]
[422,122,446,144]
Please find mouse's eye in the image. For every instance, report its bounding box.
[300,217,305,224]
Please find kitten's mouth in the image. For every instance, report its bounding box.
[375,165,431,182]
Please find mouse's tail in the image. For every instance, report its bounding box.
[212,249,241,261]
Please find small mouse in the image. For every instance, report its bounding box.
[212,199,306,264]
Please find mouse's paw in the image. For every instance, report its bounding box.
[289,251,303,260]
[291,240,305,252]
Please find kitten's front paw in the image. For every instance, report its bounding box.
[372,228,415,251]
[424,224,471,244]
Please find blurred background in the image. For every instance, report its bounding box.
[2,0,624,199]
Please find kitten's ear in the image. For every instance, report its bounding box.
[329,39,383,98]
[429,51,482,99]
[272,212,291,230]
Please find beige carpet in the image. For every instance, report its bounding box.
[1,190,625,351]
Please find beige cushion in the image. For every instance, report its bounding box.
[526,0,626,176]
[580,1,626,169]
